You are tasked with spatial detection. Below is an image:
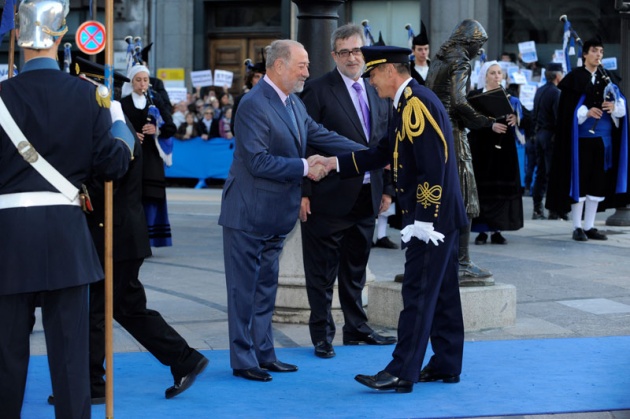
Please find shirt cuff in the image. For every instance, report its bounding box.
[302,158,308,177]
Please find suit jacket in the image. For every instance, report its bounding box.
[218,77,365,236]
[0,60,131,295]
[300,69,393,217]
[337,79,468,242]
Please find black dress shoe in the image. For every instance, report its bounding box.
[165,356,209,399]
[259,360,298,372]
[314,341,336,358]
[474,232,487,245]
[419,365,460,383]
[585,228,607,240]
[355,370,413,393]
[572,228,588,242]
[233,367,272,382]
[490,232,507,245]
[343,331,397,345]
[47,393,106,406]
[373,236,399,249]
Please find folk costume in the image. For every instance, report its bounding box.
[121,65,177,247]
[546,39,628,240]
[468,61,525,239]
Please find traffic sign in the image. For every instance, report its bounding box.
[75,21,106,55]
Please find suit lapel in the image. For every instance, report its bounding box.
[329,71,367,145]
[261,81,302,151]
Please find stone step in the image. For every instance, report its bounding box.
[366,281,517,332]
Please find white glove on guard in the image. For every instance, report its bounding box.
[400,221,445,246]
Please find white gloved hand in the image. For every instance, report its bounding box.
[400,221,445,246]
[109,100,125,124]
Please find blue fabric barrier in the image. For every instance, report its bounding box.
[164,137,234,187]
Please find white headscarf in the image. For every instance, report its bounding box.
[121,65,151,98]
[476,60,499,91]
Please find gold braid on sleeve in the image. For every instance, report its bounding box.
[393,88,449,183]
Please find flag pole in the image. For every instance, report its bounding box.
[104,0,115,418]
[7,0,16,77]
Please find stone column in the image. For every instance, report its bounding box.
[292,0,345,79]
[606,3,630,227]
[273,222,374,324]
[274,0,362,325]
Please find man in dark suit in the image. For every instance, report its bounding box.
[0,2,134,417]
[299,24,396,360]
[218,39,364,382]
[313,46,468,393]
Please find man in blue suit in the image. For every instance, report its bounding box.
[218,39,365,382]
[314,46,468,393]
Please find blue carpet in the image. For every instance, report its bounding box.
[22,336,630,418]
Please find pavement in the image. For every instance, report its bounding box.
[30,186,630,419]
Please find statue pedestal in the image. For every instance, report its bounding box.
[606,207,630,226]
[367,281,516,332]
[273,222,374,324]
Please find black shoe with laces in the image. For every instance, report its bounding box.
[572,228,588,241]
[585,228,607,240]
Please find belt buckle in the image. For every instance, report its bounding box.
[17,141,39,163]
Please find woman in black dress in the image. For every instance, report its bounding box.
[468,61,524,245]
[121,65,177,247]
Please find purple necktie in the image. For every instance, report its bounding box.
[352,82,371,139]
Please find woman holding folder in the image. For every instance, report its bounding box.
[467,61,524,245]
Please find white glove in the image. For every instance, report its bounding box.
[400,221,445,246]
[110,100,125,124]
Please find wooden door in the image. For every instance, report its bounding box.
[210,37,276,95]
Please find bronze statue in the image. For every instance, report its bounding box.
[425,19,495,286]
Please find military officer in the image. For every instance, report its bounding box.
[313,46,468,393]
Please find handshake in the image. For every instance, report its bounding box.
[306,155,338,182]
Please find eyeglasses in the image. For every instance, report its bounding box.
[335,48,362,58]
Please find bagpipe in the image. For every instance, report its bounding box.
[559,14,617,134]
[124,35,163,129]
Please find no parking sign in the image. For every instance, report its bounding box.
[75,21,106,55]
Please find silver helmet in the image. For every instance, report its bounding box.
[17,0,69,50]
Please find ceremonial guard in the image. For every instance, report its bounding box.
[0,1,134,418]
[314,46,467,393]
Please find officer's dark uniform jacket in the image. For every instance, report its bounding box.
[337,78,468,240]
[0,58,132,295]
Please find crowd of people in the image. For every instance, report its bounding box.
[1,0,628,416]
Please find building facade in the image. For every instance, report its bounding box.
[1,0,626,95]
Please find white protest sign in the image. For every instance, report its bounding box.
[518,41,538,64]
[601,57,617,71]
[213,69,233,88]
[190,70,213,88]
[519,84,537,111]
[166,87,188,105]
